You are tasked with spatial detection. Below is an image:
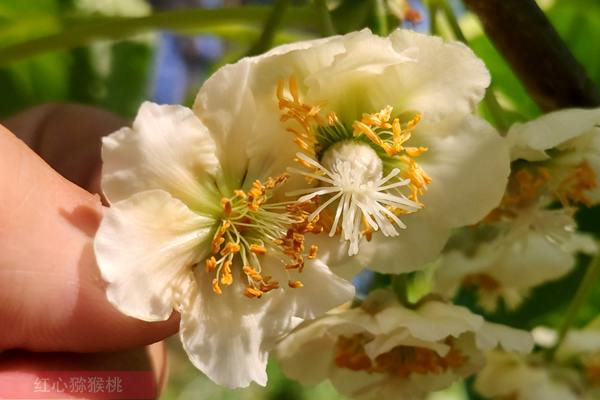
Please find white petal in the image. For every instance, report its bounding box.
[94,190,214,321]
[356,210,452,273]
[193,58,305,194]
[376,301,483,341]
[180,256,353,389]
[101,102,220,207]
[416,114,510,227]
[507,107,600,161]
[476,322,534,353]
[311,234,365,279]
[180,274,281,388]
[276,323,338,385]
[386,28,490,121]
[276,257,355,320]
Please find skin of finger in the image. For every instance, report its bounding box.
[0,123,179,352]
[2,103,125,196]
[0,342,168,399]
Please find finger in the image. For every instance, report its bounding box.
[0,125,180,353]
[2,103,126,196]
[0,342,168,400]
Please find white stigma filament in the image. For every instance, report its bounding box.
[289,144,421,256]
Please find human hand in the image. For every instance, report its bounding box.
[0,104,180,398]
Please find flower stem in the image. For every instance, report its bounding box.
[427,1,439,35]
[374,0,389,36]
[313,0,336,36]
[247,0,291,56]
[548,251,600,359]
[0,6,319,67]
[435,0,510,133]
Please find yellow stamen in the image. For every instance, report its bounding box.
[220,260,233,286]
[221,197,232,217]
[249,244,267,255]
[220,242,241,256]
[212,278,222,295]
[308,244,318,259]
[335,334,468,378]
[462,273,501,292]
[205,256,217,273]
[555,160,597,207]
[288,280,304,289]
[244,287,264,299]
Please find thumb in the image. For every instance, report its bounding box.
[0,117,179,353]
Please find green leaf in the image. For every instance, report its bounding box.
[0,6,320,67]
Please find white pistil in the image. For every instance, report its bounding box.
[288,143,421,255]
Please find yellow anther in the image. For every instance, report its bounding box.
[353,121,385,146]
[212,278,222,295]
[221,198,232,217]
[556,160,597,207]
[250,244,267,255]
[211,236,225,254]
[308,244,318,259]
[405,146,428,157]
[219,220,231,234]
[462,273,501,292]
[220,260,233,286]
[265,173,289,190]
[260,280,280,292]
[220,242,241,256]
[234,190,247,199]
[360,106,393,128]
[243,265,263,282]
[406,113,421,130]
[362,216,373,242]
[327,111,340,125]
[205,256,217,273]
[288,280,304,289]
[244,287,264,299]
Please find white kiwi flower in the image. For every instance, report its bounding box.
[276,290,533,400]
[195,28,510,275]
[94,101,355,388]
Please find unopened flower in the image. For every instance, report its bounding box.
[197,28,509,274]
[94,101,354,388]
[276,290,532,400]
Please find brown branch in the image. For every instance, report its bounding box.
[462,0,600,111]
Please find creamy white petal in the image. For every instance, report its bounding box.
[193,59,303,195]
[95,190,214,321]
[476,322,534,353]
[180,255,353,388]
[180,273,284,388]
[376,301,483,341]
[101,102,220,208]
[355,210,451,274]
[416,114,510,227]
[507,108,600,162]
[277,327,338,385]
[385,29,490,121]
[271,257,355,320]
